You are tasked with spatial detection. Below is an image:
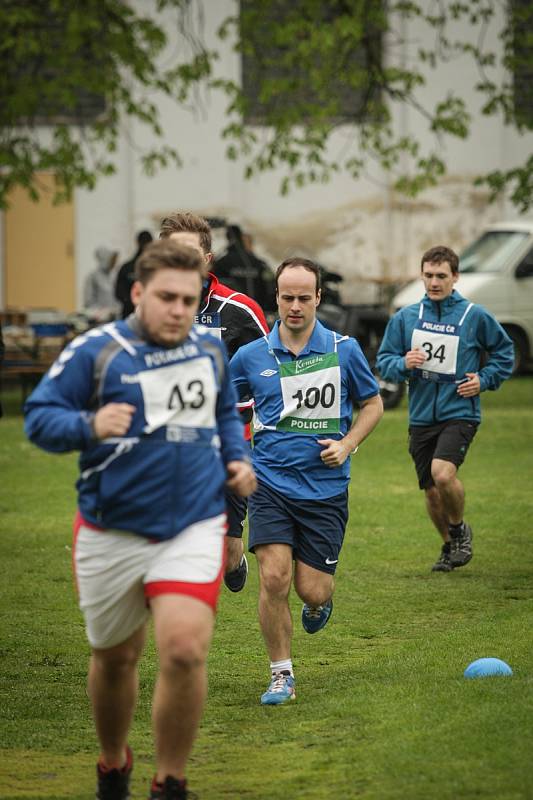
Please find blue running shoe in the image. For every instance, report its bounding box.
[301,598,333,634]
[260,671,296,705]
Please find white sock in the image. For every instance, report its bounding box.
[270,658,293,676]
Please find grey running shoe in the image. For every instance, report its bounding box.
[431,542,454,572]
[224,554,248,592]
[449,523,473,567]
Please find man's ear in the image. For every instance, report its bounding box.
[316,288,322,307]
[131,280,143,308]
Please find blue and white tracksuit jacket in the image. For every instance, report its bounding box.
[376,290,514,427]
[24,318,246,540]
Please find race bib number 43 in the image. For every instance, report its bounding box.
[277,352,341,434]
[139,358,217,433]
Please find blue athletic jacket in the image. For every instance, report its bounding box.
[24,318,246,540]
[230,320,379,500]
[376,291,514,426]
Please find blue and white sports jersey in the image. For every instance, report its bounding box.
[24,317,246,540]
[230,320,379,500]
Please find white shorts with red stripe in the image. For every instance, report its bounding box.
[73,513,226,649]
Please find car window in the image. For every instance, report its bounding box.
[459,231,529,273]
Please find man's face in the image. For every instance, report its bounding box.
[168,232,212,278]
[131,267,201,346]
[421,261,458,301]
[277,266,321,335]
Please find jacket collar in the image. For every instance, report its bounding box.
[267,319,330,355]
[422,288,464,312]
[201,272,218,305]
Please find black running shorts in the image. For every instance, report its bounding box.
[408,419,478,490]
[225,488,247,538]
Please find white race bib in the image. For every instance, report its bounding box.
[138,358,217,433]
[411,323,459,382]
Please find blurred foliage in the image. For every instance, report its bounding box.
[1,0,532,210]
[0,0,214,207]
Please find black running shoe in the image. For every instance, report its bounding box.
[431,542,454,572]
[224,554,248,592]
[96,746,133,800]
[149,775,197,800]
[449,523,473,567]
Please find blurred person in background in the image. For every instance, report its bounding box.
[84,246,120,321]
[115,230,154,318]
[214,224,275,312]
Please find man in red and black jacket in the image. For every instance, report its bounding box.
[159,212,269,592]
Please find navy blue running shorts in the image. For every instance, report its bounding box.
[248,480,349,574]
[409,419,478,490]
[225,488,247,538]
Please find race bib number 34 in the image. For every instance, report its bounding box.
[277,352,341,434]
[411,323,459,381]
[139,358,217,433]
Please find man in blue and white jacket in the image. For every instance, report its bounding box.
[377,245,513,574]
[25,240,256,800]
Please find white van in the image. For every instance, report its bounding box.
[391,222,533,372]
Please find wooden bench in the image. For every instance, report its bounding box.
[1,361,50,404]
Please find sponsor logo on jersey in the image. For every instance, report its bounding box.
[295,355,322,374]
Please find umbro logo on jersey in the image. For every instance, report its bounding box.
[260,369,277,377]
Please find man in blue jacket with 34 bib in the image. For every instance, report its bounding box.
[377,245,514,573]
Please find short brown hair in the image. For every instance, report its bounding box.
[134,240,203,285]
[275,257,322,293]
[159,211,212,254]
[421,245,459,274]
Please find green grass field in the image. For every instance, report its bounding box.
[1,378,532,800]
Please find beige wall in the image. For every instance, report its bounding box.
[4,174,75,312]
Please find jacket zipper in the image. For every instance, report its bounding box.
[433,301,441,424]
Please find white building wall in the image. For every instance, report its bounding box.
[1,1,532,309]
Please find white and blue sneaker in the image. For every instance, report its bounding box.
[301,599,333,634]
[260,671,296,705]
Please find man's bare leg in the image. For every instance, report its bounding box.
[255,543,294,661]
[151,594,214,781]
[89,624,146,768]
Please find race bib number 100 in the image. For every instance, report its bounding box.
[277,352,341,434]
